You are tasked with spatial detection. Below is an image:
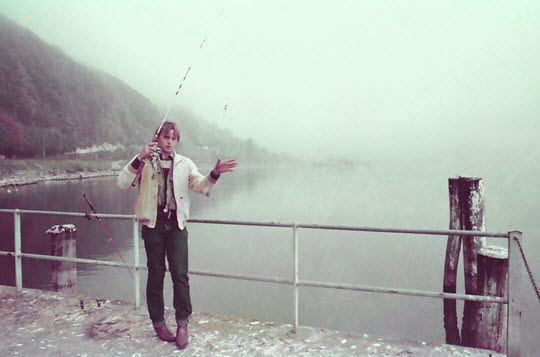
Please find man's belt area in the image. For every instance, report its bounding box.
[156,207,177,226]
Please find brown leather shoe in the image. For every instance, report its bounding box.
[176,324,188,349]
[154,325,176,342]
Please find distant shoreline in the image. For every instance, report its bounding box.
[0,157,302,189]
[0,164,242,189]
[0,170,119,189]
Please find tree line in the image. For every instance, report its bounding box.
[0,15,277,163]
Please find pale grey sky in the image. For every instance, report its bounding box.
[1,0,539,160]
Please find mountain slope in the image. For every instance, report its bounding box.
[0,15,161,157]
[0,15,278,163]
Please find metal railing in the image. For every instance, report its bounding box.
[0,208,522,356]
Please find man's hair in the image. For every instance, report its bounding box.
[155,121,180,140]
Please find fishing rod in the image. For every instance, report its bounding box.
[158,1,230,129]
[83,194,147,301]
[132,2,230,186]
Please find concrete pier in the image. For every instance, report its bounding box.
[0,286,503,356]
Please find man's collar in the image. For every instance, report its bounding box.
[172,150,184,163]
[160,150,175,161]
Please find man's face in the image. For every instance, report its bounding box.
[157,129,179,156]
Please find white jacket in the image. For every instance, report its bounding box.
[117,152,217,229]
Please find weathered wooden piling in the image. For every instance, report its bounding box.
[444,177,513,353]
[469,245,508,352]
[459,177,487,295]
[46,224,77,293]
[445,177,504,347]
[458,177,487,347]
[443,178,462,345]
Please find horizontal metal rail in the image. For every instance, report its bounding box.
[0,251,132,268]
[189,218,510,237]
[297,280,507,303]
[0,250,507,304]
[0,210,509,238]
[189,269,507,303]
[1,207,516,350]
[297,224,510,238]
[189,269,292,285]
[0,208,133,219]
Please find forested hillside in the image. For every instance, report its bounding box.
[0,15,276,163]
[0,15,159,157]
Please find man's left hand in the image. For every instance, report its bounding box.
[213,158,237,175]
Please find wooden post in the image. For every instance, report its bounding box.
[459,177,486,294]
[443,178,462,345]
[457,177,487,347]
[469,245,508,352]
[444,177,488,347]
[46,224,77,293]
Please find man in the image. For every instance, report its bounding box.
[117,121,237,349]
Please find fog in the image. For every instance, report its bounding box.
[1,0,539,161]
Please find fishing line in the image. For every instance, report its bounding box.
[157,1,231,136]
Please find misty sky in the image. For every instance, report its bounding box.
[1,1,539,161]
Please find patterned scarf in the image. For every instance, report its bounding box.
[155,153,176,215]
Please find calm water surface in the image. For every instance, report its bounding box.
[1,160,538,355]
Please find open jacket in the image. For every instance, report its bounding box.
[117,152,217,229]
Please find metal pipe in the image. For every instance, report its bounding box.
[0,209,510,237]
[186,219,511,237]
[297,280,507,304]
[133,217,141,309]
[189,218,294,228]
[0,209,134,219]
[1,208,513,309]
[293,223,299,331]
[14,210,22,292]
[188,269,292,285]
[10,252,136,268]
[297,223,509,238]
[507,231,523,356]
[0,251,508,305]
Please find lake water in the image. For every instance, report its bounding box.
[0,159,538,355]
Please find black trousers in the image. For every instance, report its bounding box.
[142,220,191,326]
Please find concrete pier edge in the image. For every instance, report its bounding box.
[0,285,503,356]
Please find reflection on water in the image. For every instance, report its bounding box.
[0,162,539,355]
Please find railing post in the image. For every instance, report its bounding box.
[293,223,299,332]
[133,217,141,309]
[507,230,522,357]
[14,209,22,292]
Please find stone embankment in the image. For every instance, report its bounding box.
[0,286,502,357]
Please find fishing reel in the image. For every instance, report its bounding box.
[150,145,162,163]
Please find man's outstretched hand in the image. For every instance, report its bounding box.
[212,158,237,175]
